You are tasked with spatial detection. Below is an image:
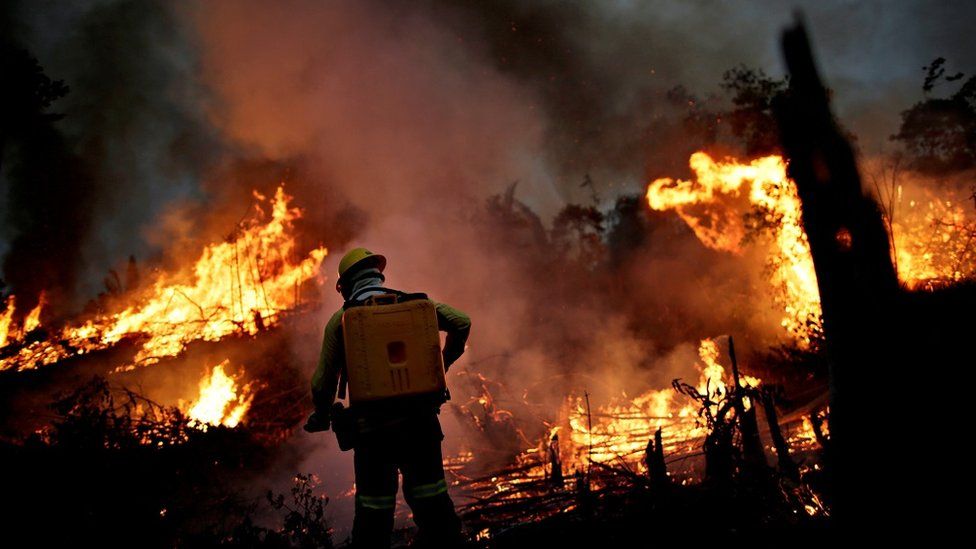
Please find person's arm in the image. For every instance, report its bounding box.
[435,302,471,370]
[306,310,344,431]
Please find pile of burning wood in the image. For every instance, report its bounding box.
[445,336,830,536]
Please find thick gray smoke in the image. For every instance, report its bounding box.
[1,1,228,310]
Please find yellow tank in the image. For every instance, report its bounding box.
[341,295,446,403]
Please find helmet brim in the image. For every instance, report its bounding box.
[335,254,387,291]
[352,253,386,274]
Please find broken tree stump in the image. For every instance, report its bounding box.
[810,410,829,454]
[548,432,564,488]
[761,389,800,482]
[574,469,593,519]
[728,336,767,479]
[704,419,735,489]
[775,20,901,528]
[644,426,670,489]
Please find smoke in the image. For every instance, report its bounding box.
[1,0,225,312]
[175,0,776,475]
[3,0,975,533]
[420,0,976,179]
[4,0,973,308]
[166,9,848,517]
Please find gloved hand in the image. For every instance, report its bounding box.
[303,411,331,433]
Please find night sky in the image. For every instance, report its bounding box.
[3,0,975,299]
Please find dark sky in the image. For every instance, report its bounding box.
[580,0,976,150]
[2,0,974,301]
[428,0,976,152]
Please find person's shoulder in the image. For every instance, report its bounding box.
[433,301,471,320]
[325,308,344,330]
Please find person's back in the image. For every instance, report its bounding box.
[305,248,470,548]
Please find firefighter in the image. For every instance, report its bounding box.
[305,247,469,548]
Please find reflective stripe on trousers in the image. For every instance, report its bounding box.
[405,478,448,500]
[356,493,396,510]
[351,413,460,548]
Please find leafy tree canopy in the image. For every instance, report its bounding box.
[892,57,976,174]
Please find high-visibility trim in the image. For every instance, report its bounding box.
[405,478,448,499]
[356,493,396,510]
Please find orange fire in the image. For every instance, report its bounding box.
[563,337,759,472]
[789,413,826,450]
[646,152,821,346]
[889,191,976,289]
[23,293,45,334]
[0,186,328,372]
[0,297,17,348]
[185,360,254,429]
[645,151,976,344]
[0,293,46,349]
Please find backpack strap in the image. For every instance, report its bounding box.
[343,287,429,309]
[338,367,348,400]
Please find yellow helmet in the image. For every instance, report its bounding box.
[337,247,387,280]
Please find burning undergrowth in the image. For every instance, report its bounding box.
[1,129,973,544]
[2,143,973,541]
[0,186,327,373]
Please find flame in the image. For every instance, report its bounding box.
[1,186,328,372]
[186,360,254,429]
[787,410,830,455]
[790,416,819,449]
[0,293,46,349]
[647,151,976,344]
[0,297,16,348]
[475,338,778,496]
[646,152,822,345]
[23,293,45,334]
[564,337,760,470]
[889,191,976,288]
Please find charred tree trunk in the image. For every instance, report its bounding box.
[704,426,734,489]
[810,410,829,454]
[703,403,736,491]
[761,390,800,482]
[548,433,564,488]
[728,337,767,479]
[737,405,768,481]
[644,427,669,489]
[774,20,908,531]
[574,470,592,519]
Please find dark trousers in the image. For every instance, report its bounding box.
[351,413,461,548]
